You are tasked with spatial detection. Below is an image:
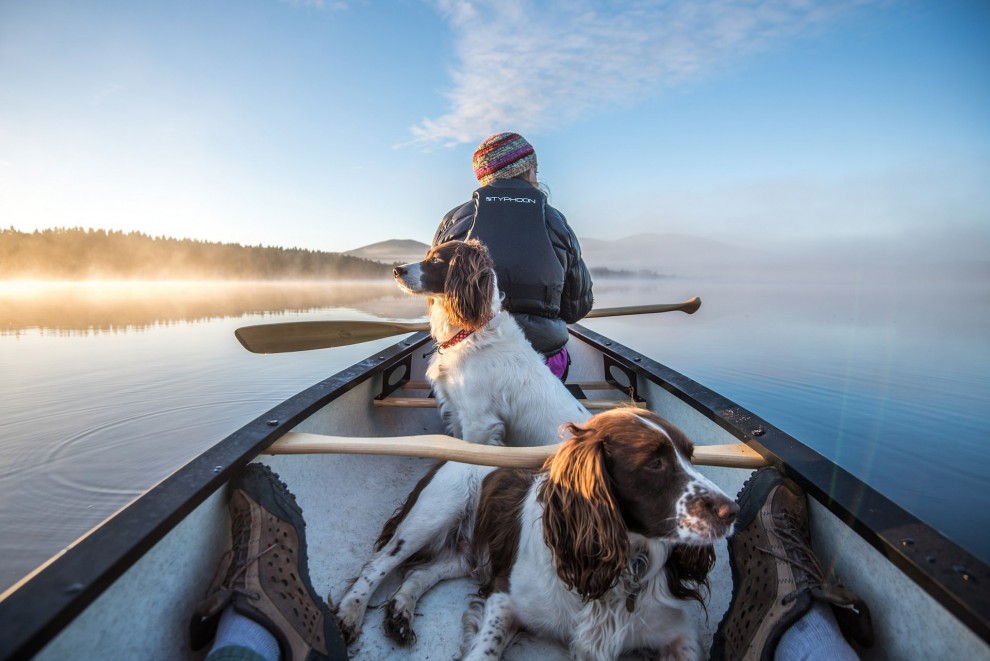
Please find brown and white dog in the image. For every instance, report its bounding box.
[393,239,588,447]
[332,408,738,660]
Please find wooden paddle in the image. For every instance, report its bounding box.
[235,296,701,354]
[265,431,767,469]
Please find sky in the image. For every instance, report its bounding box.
[1,0,988,258]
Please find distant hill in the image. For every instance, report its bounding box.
[344,239,430,265]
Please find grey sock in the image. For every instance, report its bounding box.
[775,601,859,661]
[207,606,281,661]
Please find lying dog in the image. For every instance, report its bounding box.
[332,408,738,660]
[393,238,588,446]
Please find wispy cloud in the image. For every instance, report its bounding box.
[412,0,876,145]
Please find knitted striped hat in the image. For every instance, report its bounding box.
[472,132,537,186]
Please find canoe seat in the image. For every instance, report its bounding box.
[373,381,643,410]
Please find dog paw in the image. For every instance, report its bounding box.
[329,596,362,645]
[383,599,417,646]
[334,614,360,646]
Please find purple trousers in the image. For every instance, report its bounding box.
[544,346,570,381]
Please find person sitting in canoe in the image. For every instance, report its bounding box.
[432,132,594,380]
[188,463,871,661]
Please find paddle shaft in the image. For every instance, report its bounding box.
[584,297,700,319]
[235,296,701,354]
[265,431,766,470]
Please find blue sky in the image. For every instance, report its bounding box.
[1,0,988,256]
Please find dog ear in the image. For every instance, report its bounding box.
[665,544,716,608]
[539,424,628,600]
[444,240,495,330]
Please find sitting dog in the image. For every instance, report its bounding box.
[393,238,589,446]
[332,408,738,660]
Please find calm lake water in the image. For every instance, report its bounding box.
[1,277,988,592]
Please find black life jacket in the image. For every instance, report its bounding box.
[467,186,565,317]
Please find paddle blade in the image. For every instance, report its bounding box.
[235,320,429,354]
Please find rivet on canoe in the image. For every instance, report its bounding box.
[64,582,84,595]
[213,465,223,473]
[633,357,641,362]
[953,565,975,583]
[605,342,612,346]
[926,555,937,564]
[901,538,915,547]
[266,419,279,426]
[752,427,765,437]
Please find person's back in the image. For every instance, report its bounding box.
[433,132,593,378]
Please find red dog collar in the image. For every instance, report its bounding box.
[427,313,496,356]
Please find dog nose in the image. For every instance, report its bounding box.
[393,266,406,278]
[715,499,740,522]
[700,493,739,522]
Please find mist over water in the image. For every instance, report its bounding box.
[0,277,987,592]
[0,280,417,334]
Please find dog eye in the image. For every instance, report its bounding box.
[430,256,444,264]
[645,456,664,470]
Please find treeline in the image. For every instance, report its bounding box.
[0,227,391,280]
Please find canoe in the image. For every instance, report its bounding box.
[0,324,987,660]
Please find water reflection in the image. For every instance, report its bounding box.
[0,280,429,334]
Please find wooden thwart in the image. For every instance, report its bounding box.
[397,381,620,391]
[374,397,641,410]
[265,432,768,469]
[378,380,642,411]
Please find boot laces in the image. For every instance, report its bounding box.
[757,511,827,604]
[220,506,278,601]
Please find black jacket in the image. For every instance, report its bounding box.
[433,179,594,355]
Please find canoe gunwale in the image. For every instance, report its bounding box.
[0,326,987,659]
[569,323,990,646]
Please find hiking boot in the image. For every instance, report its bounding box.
[190,463,347,660]
[709,467,872,661]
